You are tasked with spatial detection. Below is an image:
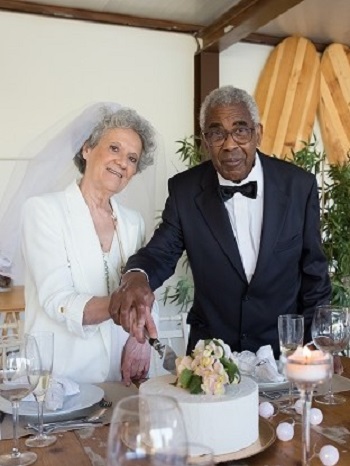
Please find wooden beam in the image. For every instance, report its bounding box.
[0,0,201,33]
[198,0,305,51]
[243,32,330,53]
[194,51,219,138]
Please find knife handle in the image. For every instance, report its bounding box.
[146,335,165,358]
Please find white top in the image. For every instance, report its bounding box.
[22,180,156,383]
[218,153,264,282]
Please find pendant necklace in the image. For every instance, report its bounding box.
[102,212,126,295]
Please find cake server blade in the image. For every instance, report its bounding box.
[147,337,177,374]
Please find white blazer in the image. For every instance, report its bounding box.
[22,181,148,383]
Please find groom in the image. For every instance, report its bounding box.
[109,85,331,366]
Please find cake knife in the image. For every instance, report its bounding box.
[147,336,177,374]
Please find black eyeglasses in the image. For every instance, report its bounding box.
[203,127,256,147]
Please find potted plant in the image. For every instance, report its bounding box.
[163,136,350,309]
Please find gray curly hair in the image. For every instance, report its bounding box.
[74,107,156,174]
[199,85,260,131]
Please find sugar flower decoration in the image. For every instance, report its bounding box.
[175,339,240,395]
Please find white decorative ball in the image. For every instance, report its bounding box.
[319,445,339,466]
[294,399,303,414]
[259,401,274,418]
[276,422,294,441]
[310,408,323,425]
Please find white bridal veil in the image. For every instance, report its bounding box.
[0,102,164,284]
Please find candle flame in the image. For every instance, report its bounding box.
[302,345,312,359]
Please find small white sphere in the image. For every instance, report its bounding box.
[310,408,323,425]
[259,401,274,418]
[319,445,340,466]
[276,422,294,441]
[294,399,303,414]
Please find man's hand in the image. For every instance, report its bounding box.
[109,271,157,342]
[121,336,151,386]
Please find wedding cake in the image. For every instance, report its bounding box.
[140,339,259,456]
[140,374,258,455]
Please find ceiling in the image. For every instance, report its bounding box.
[1,0,350,51]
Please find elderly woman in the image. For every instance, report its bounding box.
[22,104,158,385]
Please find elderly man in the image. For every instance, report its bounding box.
[109,85,331,359]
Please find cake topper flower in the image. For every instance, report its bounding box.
[175,339,241,395]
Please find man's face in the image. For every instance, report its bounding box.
[203,103,263,182]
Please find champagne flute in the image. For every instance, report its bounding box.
[278,314,304,410]
[107,394,188,466]
[25,331,56,448]
[0,335,41,466]
[311,304,350,404]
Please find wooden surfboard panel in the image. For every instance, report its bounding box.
[254,36,320,159]
[319,43,350,164]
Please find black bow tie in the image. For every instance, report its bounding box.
[219,181,257,201]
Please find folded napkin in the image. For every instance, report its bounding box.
[23,376,80,411]
[232,345,285,383]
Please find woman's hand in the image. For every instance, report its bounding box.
[121,335,151,386]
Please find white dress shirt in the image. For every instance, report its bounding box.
[218,153,264,283]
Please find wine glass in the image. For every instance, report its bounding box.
[185,443,214,466]
[107,394,188,466]
[278,314,304,410]
[25,331,56,448]
[311,304,350,404]
[0,335,41,466]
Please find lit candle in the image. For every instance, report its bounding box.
[284,346,331,384]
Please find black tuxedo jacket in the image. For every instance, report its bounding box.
[127,152,331,357]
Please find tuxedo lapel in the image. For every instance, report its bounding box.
[195,165,247,282]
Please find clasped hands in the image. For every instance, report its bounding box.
[109,272,158,386]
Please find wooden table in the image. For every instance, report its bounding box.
[0,359,349,466]
[0,286,24,336]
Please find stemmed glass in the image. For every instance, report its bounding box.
[282,346,332,466]
[107,394,188,466]
[185,443,214,466]
[25,331,56,448]
[311,304,350,405]
[0,335,41,466]
[278,314,304,410]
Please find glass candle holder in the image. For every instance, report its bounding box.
[281,346,332,466]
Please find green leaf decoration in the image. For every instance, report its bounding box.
[188,374,203,394]
[179,368,193,388]
[220,357,241,384]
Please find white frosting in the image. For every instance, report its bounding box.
[140,374,259,456]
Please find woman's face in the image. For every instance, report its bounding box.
[83,127,142,195]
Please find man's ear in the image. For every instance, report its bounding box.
[256,123,263,147]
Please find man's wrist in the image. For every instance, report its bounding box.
[123,268,149,282]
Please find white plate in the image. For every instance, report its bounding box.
[258,379,289,390]
[0,383,104,420]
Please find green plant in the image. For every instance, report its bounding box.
[288,140,350,305]
[161,138,202,310]
[175,135,204,168]
[163,136,350,309]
